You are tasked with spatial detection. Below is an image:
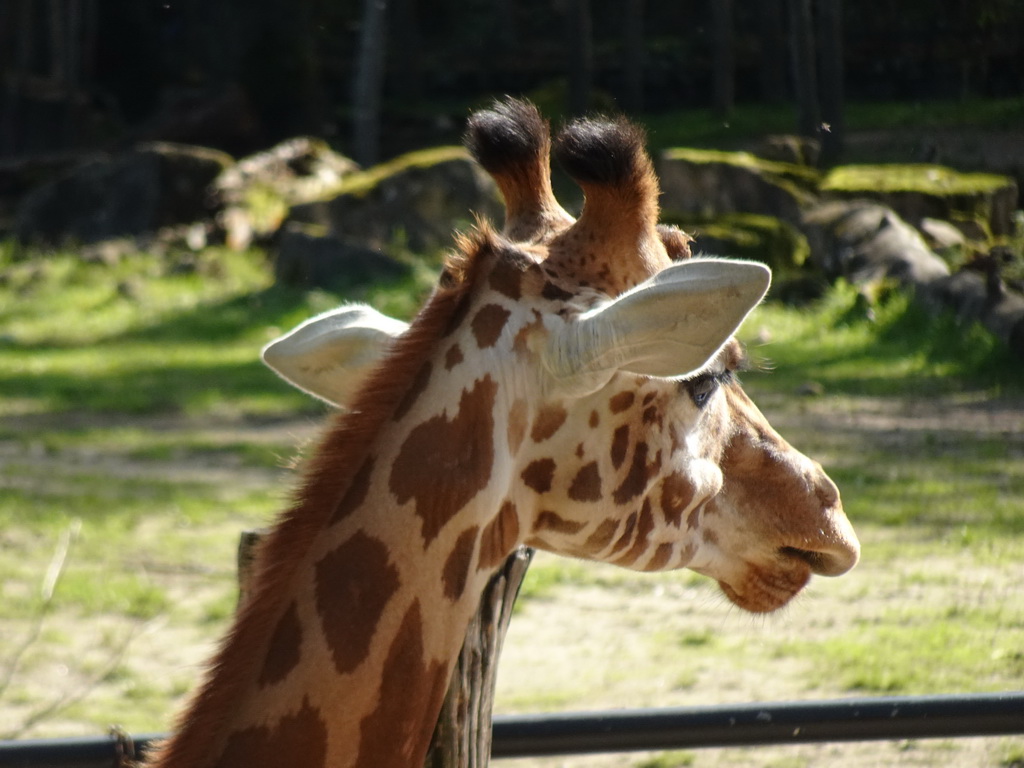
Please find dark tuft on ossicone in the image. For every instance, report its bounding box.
[553,117,647,187]
[465,98,548,174]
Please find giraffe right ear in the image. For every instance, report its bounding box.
[262,304,409,408]
[542,258,770,387]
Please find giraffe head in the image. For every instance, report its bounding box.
[268,99,859,614]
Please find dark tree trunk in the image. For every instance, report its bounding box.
[622,0,645,113]
[758,0,788,104]
[816,0,844,162]
[787,0,820,137]
[711,0,734,118]
[352,0,390,166]
[565,0,593,116]
[491,0,518,52]
[297,0,326,135]
[393,0,422,103]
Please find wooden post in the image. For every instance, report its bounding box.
[237,531,533,768]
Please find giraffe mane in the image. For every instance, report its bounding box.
[149,226,500,768]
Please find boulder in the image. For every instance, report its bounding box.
[802,200,950,286]
[918,217,968,253]
[820,163,1019,237]
[274,222,411,289]
[15,142,232,247]
[289,146,502,253]
[919,269,1024,359]
[213,137,360,247]
[657,148,820,227]
[664,212,810,275]
[750,134,821,167]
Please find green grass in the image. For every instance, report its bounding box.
[783,603,1024,694]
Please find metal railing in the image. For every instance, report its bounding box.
[2,691,1022,767]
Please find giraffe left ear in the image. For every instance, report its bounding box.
[543,258,770,385]
[262,304,409,408]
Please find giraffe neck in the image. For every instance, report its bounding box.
[150,259,508,768]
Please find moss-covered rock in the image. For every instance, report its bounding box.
[213,137,359,247]
[290,146,502,253]
[820,163,1018,237]
[657,148,820,227]
[663,212,809,273]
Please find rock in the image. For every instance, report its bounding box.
[213,137,360,248]
[289,146,501,253]
[820,163,1019,237]
[920,269,1024,359]
[666,212,810,275]
[15,142,232,247]
[0,151,86,236]
[802,200,950,287]
[918,217,967,252]
[274,222,411,289]
[751,135,822,167]
[657,148,820,227]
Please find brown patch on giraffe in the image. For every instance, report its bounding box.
[608,511,638,555]
[215,697,327,768]
[575,443,585,458]
[686,502,705,531]
[613,442,650,504]
[393,361,432,421]
[521,458,556,493]
[314,531,400,675]
[445,343,464,370]
[610,425,630,469]
[479,501,521,570]
[642,392,657,406]
[589,410,600,428]
[583,518,620,553]
[357,600,450,768]
[508,398,528,454]
[330,456,375,525]
[660,472,695,527]
[258,601,303,688]
[471,303,512,349]
[535,510,587,535]
[609,391,635,413]
[443,526,479,602]
[568,461,603,502]
[614,499,656,567]
[542,281,575,301]
[512,310,544,357]
[531,404,567,442]
[644,542,675,571]
[642,405,661,426]
[488,256,524,300]
[390,376,498,545]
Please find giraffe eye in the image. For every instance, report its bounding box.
[686,372,724,408]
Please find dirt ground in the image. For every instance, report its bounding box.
[1,392,1023,767]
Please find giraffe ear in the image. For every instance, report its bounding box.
[543,258,770,384]
[262,304,409,408]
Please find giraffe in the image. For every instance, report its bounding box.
[147,99,859,768]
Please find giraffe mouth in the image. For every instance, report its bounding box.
[716,561,812,614]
